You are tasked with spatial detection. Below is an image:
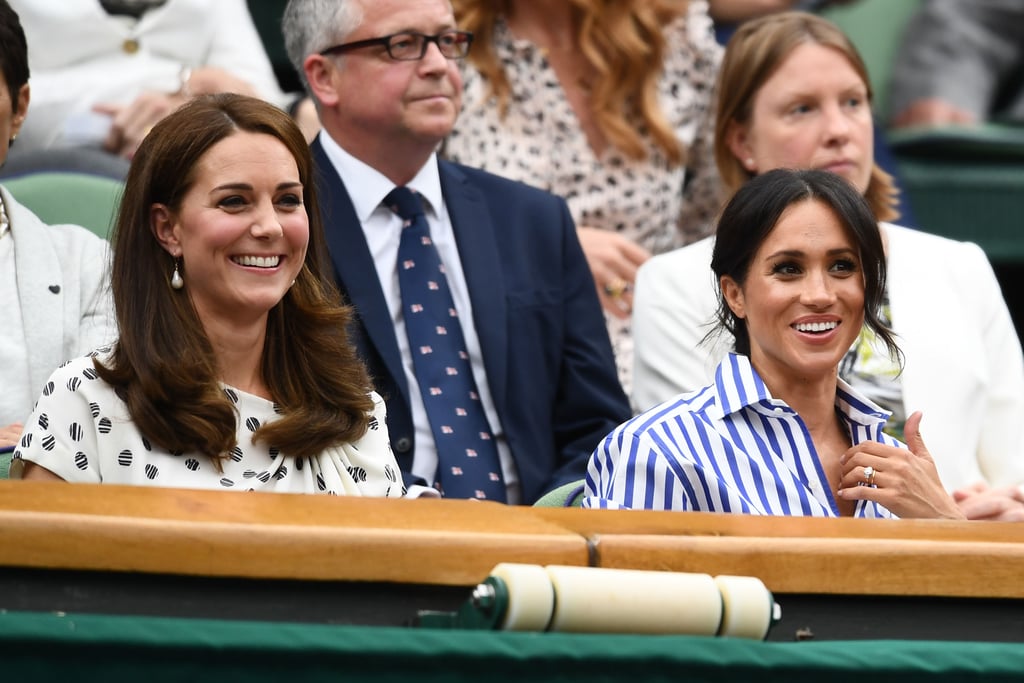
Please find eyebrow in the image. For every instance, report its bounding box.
[774,81,868,101]
[764,247,858,260]
[211,181,303,192]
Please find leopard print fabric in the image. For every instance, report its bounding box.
[445,1,724,394]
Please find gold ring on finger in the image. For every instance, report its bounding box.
[863,465,876,486]
[604,278,629,299]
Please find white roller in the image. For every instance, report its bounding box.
[490,562,555,631]
[714,575,775,640]
[543,565,723,635]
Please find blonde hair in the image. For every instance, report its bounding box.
[714,11,899,222]
[454,0,688,165]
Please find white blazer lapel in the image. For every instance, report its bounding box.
[5,188,67,397]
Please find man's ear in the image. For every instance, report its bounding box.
[151,204,181,256]
[11,83,29,139]
[304,54,341,108]
[725,120,756,174]
[720,274,746,320]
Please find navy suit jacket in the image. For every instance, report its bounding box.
[312,139,631,504]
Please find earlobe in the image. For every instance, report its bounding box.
[151,204,181,256]
[725,121,755,173]
[720,275,746,320]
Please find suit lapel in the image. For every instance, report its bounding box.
[439,162,508,411]
[312,140,409,404]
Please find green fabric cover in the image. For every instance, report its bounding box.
[894,157,1024,262]
[3,172,123,240]
[2,611,1024,682]
[533,479,586,507]
[889,124,1024,161]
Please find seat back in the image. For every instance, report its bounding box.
[533,480,586,508]
[3,172,123,240]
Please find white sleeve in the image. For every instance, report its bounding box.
[962,243,1024,486]
[204,0,290,107]
[632,240,726,412]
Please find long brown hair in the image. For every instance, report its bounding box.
[454,0,688,164]
[99,93,374,461]
[713,11,899,222]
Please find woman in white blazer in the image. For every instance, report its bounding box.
[632,12,1024,519]
[0,0,115,447]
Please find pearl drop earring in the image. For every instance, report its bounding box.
[171,259,184,290]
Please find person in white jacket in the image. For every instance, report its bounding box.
[632,12,1024,520]
[8,0,288,160]
[0,0,115,448]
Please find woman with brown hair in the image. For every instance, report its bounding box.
[445,0,724,392]
[13,93,412,497]
[632,12,1024,519]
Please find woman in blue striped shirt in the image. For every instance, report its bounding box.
[585,169,964,519]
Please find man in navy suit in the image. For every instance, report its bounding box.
[282,0,630,504]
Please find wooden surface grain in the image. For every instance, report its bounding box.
[0,481,589,584]
[1,481,1021,598]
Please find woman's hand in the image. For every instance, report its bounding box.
[953,481,1024,521]
[21,462,66,482]
[0,422,22,449]
[837,411,965,519]
[577,226,651,319]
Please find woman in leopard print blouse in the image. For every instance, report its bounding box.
[446,0,725,393]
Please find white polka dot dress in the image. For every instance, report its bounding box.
[12,352,405,497]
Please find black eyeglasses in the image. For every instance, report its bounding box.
[319,30,473,61]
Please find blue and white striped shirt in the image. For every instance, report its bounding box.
[584,354,897,518]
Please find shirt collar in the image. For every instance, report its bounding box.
[835,377,892,425]
[712,352,891,426]
[712,353,772,417]
[317,130,444,219]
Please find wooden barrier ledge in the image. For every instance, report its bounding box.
[533,507,1024,598]
[2,481,1024,640]
[3,480,1024,598]
[0,480,589,586]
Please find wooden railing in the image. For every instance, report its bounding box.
[2,480,1022,600]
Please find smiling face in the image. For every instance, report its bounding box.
[728,42,874,195]
[721,198,864,389]
[152,130,309,331]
